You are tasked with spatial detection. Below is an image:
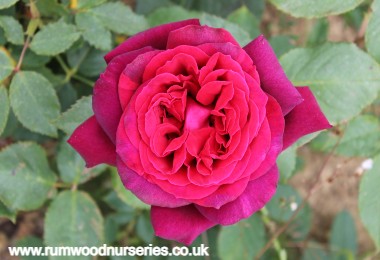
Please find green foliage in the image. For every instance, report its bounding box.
[57,138,106,184]
[0,47,14,81]
[277,146,297,182]
[269,36,295,57]
[306,19,329,47]
[111,169,150,210]
[75,12,112,51]
[0,86,9,135]
[0,15,24,45]
[280,43,380,124]
[330,211,357,259]
[266,185,303,222]
[359,154,380,249]
[217,214,266,259]
[16,236,47,260]
[54,95,92,135]
[89,2,149,35]
[147,5,201,26]
[0,142,56,211]
[44,190,104,260]
[227,5,260,39]
[30,20,81,56]
[0,0,18,10]
[200,13,251,46]
[366,0,380,63]
[76,0,106,10]
[0,199,16,222]
[311,115,380,157]
[9,71,61,137]
[268,0,366,18]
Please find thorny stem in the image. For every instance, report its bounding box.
[14,0,40,73]
[260,208,287,260]
[56,49,94,87]
[72,74,95,87]
[56,55,70,75]
[14,36,31,73]
[255,126,346,259]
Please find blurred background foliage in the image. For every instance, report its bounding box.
[0,0,380,259]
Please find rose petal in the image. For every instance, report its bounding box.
[196,165,279,225]
[167,25,239,49]
[117,157,190,208]
[68,116,116,167]
[283,87,332,150]
[93,47,154,143]
[243,35,303,115]
[118,50,161,109]
[105,19,200,63]
[249,95,285,181]
[151,205,216,245]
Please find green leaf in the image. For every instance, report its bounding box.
[90,2,149,35]
[0,86,9,136]
[0,199,16,222]
[302,243,332,260]
[330,210,357,259]
[66,45,106,77]
[16,236,47,260]
[0,15,24,44]
[57,83,77,111]
[244,0,265,19]
[311,115,380,157]
[9,71,60,137]
[366,0,380,63]
[287,204,312,241]
[111,168,150,210]
[30,20,80,56]
[200,14,251,46]
[0,47,14,82]
[227,5,260,39]
[76,48,106,77]
[136,213,154,243]
[268,0,366,18]
[0,142,56,211]
[54,95,92,135]
[32,67,64,89]
[266,184,302,222]
[11,47,51,69]
[269,36,295,58]
[306,19,329,47]
[147,6,201,27]
[76,0,106,10]
[277,146,297,182]
[57,138,106,184]
[359,154,380,249]
[45,190,104,259]
[0,0,18,9]
[218,214,265,260]
[1,110,49,143]
[75,12,111,51]
[136,0,172,15]
[280,43,380,124]
[104,215,119,244]
[35,0,68,17]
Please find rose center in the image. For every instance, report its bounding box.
[184,98,211,130]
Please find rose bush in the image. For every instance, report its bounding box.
[68,19,330,245]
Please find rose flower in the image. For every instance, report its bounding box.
[68,19,330,245]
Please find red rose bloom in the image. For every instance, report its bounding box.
[68,19,330,245]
